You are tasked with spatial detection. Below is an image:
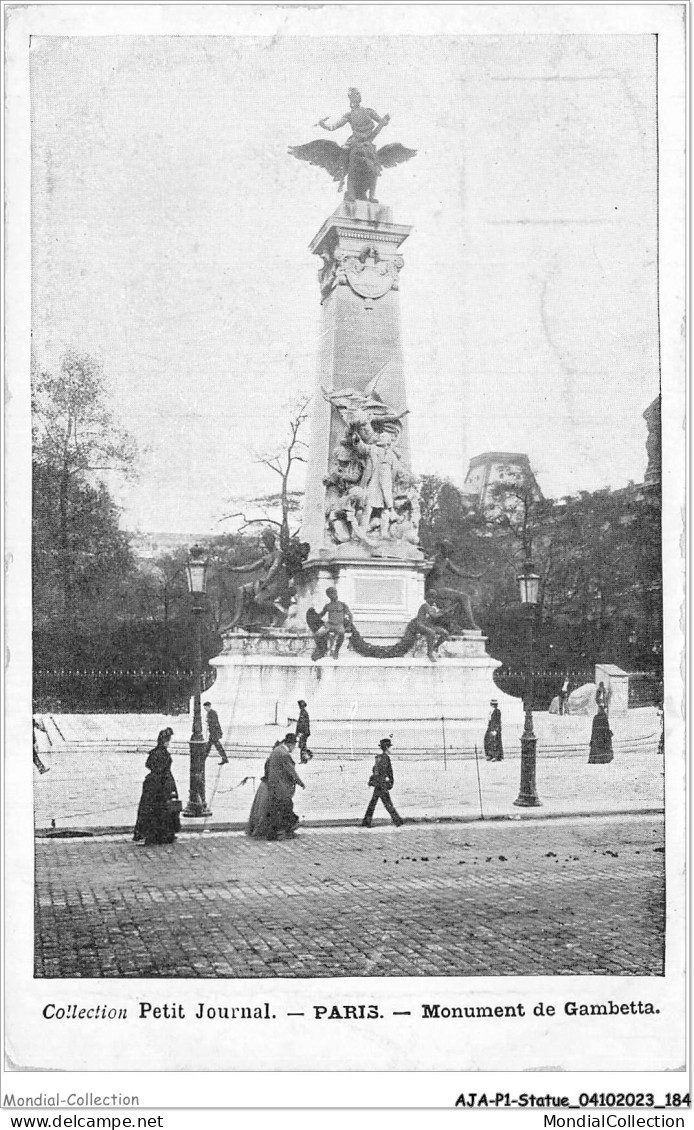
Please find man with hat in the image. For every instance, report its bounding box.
[295,699,313,763]
[361,737,404,828]
[484,700,503,762]
[203,701,228,764]
[266,732,305,839]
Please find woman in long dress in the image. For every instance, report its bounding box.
[246,753,274,839]
[133,728,181,844]
[483,701,504,761]
[588,707,614,764]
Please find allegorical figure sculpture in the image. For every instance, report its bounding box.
[289,88,416,203]
[320,364,421,549]
[352,428,400,540]
[426,540,482,632]
[225,530,309,631]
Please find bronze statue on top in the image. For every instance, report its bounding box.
[289,88,416,204]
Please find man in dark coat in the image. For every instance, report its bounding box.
[203,702,228,764]
[361,737,404,827]
[484,700,503,761]
[266,733,305,838]
[295,700,313,763]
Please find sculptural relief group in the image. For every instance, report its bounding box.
[322,374,420,555]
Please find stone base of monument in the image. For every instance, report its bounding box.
[209,630,524,744]
[293,558,428,642]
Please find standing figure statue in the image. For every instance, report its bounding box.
[426,540,482,632]
[352,428,400,540]
[289,89,416,204]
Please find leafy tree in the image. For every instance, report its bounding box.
[32,351,137,638]
[417,467,661,672]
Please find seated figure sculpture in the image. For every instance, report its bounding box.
[412,590,450,662]
[307,587,354,661]
[426,540,481,632]
[224,532,309,631]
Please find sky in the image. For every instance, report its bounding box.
[30,33,659,534]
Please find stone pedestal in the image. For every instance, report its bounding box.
[210,631,524,746]
[294,558,424,641]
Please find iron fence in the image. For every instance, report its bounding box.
[33,667,217,714]
[628,671,663,708]
[493,668,593,710]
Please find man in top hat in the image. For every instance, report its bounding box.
[266,733,305,839]
[483,700,503,762]
[203,701,228,764]
[295,699,313,763]
[361,737,404,828]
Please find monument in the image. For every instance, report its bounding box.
[210,91,522,741]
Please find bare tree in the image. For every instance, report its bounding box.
[220,394,311,548]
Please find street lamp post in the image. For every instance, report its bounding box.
[183,545,212,819]
[514,562,542,808]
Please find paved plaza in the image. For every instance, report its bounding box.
[34,813,664,978]
[33,708,663,833]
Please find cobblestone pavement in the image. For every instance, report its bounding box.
[35,814,664,978]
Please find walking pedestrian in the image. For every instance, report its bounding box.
[33,716,51,774]
[361,738,404,827]
[588,706,614,764]
[559,675,570,716]
[246,755,273,839]
[133,728,182,844]
[483,700,504,761]
[296,700,313,763]
[203,701,228,764]
[265,733,305,839]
